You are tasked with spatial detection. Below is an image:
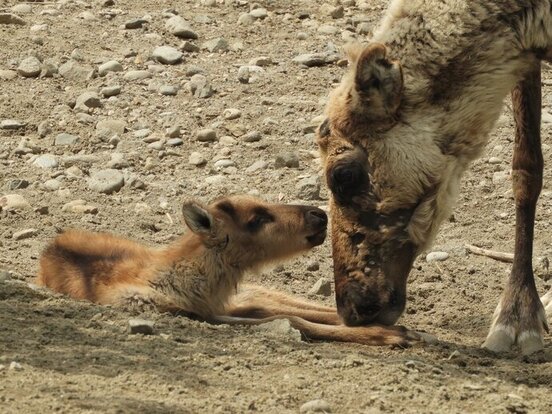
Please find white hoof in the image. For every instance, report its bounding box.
[482,325,515,353]
[518,330,544,355]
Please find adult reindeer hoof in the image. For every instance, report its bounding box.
[541,289,552,317]
[483,288,549,355]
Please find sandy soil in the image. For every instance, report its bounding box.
[1,0,551,413]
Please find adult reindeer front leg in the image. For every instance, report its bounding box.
[483,63,549,355]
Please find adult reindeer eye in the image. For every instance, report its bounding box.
[247,213,273,232]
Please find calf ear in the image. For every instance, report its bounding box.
[352,43,403,120]
[182,202,214,235]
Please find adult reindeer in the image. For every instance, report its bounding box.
[318,0,552,355]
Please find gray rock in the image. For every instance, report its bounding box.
[8,179,29,190]
[426,251,450,262]
[249,8,268,19]
[254,319,301,341]
[128,318,154,335]
[59,61,95,81]
[101,85,121,97]
[293,53,329,67]
[237,65,264,84]
[205,175,226,185]
[296,175,321,200]
[203,38,229,53]
[0,70,18,80]
[75,92,102,111]
[188,74,214,98]
[165,15,198,39]
[88,169,124,194]
[62,154,101,167]
[152,46,183,64]
[159,84,179,95]
[0,194,31,211]
[246,160,268,173]
[98,60,123,76]
[308,278,332,297]
[214,159,234,169]
[238,13,255,26]
[125,18,147,29]
[43,179,61,191]
[219,135,237,146]
[180,41,200,52]
[167,138,183,146]
[107,153,129,169]
[300,400,332,413]
[96,119,126,136]
[249,56,272,67]
[189,151,206,166]
[196,128,217,142]
[0,13,26,25]
[40,59,58,78]
[124,70,151,81]
[38,121,51,137]
[13,228,38,241]
[306,260,320,271]
[33,154,58,169]
[17,56,41,77]
[62,200,98,214]
[223,108,241,120]
[8,362,23,371]
[356,22,371,35]
[55,133,79,145]
[242,131,262,142]
[166,125,180,138]
[0,119,26,130]
[275,152,300,168]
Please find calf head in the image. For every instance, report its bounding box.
[319,43,461,326]
[182,195,328,270]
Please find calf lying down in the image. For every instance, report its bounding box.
[37,195,421,347]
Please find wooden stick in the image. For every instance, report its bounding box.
[465,244,514,263]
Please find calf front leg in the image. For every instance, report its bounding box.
[483,63,549,355]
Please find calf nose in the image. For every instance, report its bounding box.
[306,208,328,228]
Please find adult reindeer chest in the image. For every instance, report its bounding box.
[319,0,552,355]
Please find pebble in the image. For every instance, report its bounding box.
[196,128,217,142]
[0,13,26,25]
[203,38,229,53]
[152,46,183,65]
[58,61,95,81]
[75,91,102,111]
[107,153,129,169]
[293,53,329,67]
[300,400,332,413]
[0,70,18,80]
[214,159,235,169]
[166,125,180,138]
[242,131,262,142]
[296,175,321,200]
[189,152,206,166]
[249,56,272,67]
[125,18,147,29]
[128,318,155,335]
[159,85,179,95]
[188,74,214,98]
[33,154,58,169]
[0,119,26,130]
[165,15,198,39]
[306,260,320,271]
[124,70,151,81]
[275,152,300,168]
[249,8,268,19]
[426,251,450,262]
[13,228,38,241]
[88,169,124,194]
[254,319,301,341]
[8,362,23,371]
[38,121,51,137]
[542,112,552,124]
[237,65,264,84]
[223,108,241,120]
[43,179,61,191]
[0,194,31,211]
[98,60,123,76]
[238,13,255,25]
[180,41,200,52]
[167,138,183,146]
[488,157,502,164]
[101,85,121,97]
[17,56,42,78]
[492,171,509,185]
[205,175,226,185]
[246,160,268,173]
[62,200,98,214]
[357,22,371,35]
[55,133,79,146]
[96,119,126,136]
[308,278,332,297]
[8,179,29,190]
[219,135,237,146]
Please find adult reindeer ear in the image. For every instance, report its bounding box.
[351,43,403,121]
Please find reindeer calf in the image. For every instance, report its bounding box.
[38,195,417,346]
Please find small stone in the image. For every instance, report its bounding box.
[249,8,268,19]
[88,169,124,194]
[196,128,217,142]
[107,153,129,169]
[254,319,301,342]
[308,278,331,297]
[296,175,321,200]
[17,56,42,77]
[38,121,51,137]
[0,119,26,130]
[152,46,183,65]
[492,171,510,185]
[488,157,502,164]
[0,70,18,80]
[0,13,26,25]
[33,154,58,169]
[205,175,226,185]
[542,112,552,124]
[223,108,241,120]
[189,151,206,166]
[188,74,215,98]
[43,179,61,191]
[300,400,332,414]
[159,84,179,95]
[246,160,268,173]
[62,200,98,214]
[242,131,262,142]
[125,18,147,29]
[219,135,237,146]
[275,152,300,168]
[306,260,320,271]
[58,61,95,81]
[237,65,264,84]
[167,138,183,146]
[98,60,123,76]
[101,85,121,97]
[426,251,450,262]
[75,91,102,111]
[8,362,23,371]
[0,194,31,211]
[356,22,371,35]
[96,119,126,136]
[165,15,198,39]
[249,56,272,67]
[293,53,328,67]
[165,125,180,138]
[128,318,154,335]
[214,159,234,169]
[203,38,229,53]
[124,70,151,81]
[55,133,79,146]
[8,179,29,190]
[238,13,255,25]
[13,228,38,241]
[180,41,200,52]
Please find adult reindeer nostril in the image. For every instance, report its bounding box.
[306,209,328,228]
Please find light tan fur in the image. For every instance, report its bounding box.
[37,195,419,347]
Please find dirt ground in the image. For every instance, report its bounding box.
[1,0,551,413]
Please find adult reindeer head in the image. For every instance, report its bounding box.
[319,43,466,326]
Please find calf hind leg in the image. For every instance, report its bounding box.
[483,63,549,355]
